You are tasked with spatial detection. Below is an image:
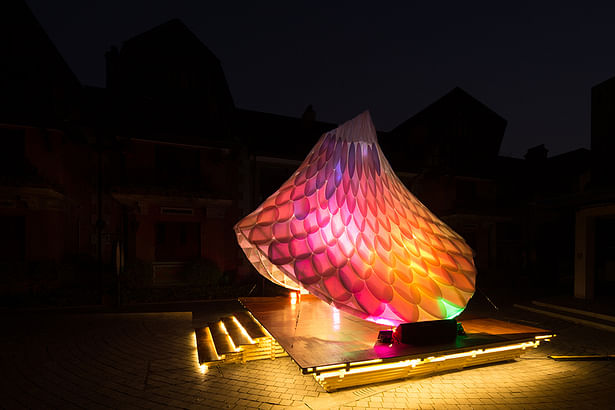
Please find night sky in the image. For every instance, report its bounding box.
[26,1,615,158]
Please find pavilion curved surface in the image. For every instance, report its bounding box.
[235,111,477,325]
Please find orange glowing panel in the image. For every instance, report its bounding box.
[235,111,476,325]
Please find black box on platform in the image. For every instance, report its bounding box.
[377,330,394,344]
[396,319,458,345]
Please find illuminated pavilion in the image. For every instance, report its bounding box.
[234,111,477,325]
[193,112,553,392]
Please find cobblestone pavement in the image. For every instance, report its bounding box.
[1,306,615,409]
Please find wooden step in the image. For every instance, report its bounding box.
[221,316,255,346]
[234,311,268,339]
[208,321,237,355]
[192,311,286,368]
[194,326,221,364]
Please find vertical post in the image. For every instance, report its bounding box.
[97,136,104,304]
[586,217,596,299]
[574,212,595,300]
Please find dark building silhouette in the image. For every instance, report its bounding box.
[591,76,615,183]
[105,19,234,139]
[97,20,243,293]
[0,0,80,127]
[0,0,99,305]
[2,0,613,306]
[385,87,506,175]
[571,76,615,300]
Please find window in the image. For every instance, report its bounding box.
[456,179,476,204]
[155,222,201,261]
[0,216,25,261]
[161,207,194,216]
[497,222,522,242]
[0,128,25,177]
[154,145,200,187]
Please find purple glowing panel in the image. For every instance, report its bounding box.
[235,111,476,324]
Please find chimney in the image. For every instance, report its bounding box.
[524,144,548,162]
[301,104,316,127]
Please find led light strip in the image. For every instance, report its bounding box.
[314,340,542,380]
[535,334,555,341]
[219,322,240,352]
[231,316,256,345]
[246,311,273,338]
[200,326,221,360]
[192,333,210,374]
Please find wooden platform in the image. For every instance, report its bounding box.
[240,295,554,391]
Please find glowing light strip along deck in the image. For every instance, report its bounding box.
[302,333,555,375]
[313,335,555,392]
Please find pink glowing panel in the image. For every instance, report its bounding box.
[235,111,476,324]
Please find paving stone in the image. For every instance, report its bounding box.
[2,307,615,409]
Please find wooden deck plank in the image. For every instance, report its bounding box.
[233,310,268,339]
[460,317,548,335]
[194,326,221,364]
[221,316,254,346]
[208,321,236,355]
[241,295,390,369]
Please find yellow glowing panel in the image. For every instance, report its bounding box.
[219,322,240,352]
[231,316,256,345]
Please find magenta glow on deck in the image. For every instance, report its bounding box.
[234,111,476,324]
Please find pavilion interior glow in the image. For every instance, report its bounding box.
[235,111,477,325]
